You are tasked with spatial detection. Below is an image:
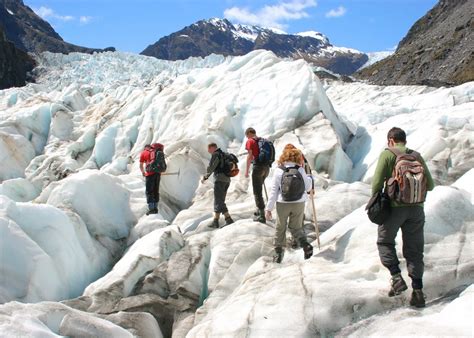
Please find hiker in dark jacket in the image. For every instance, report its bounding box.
[265,148,314,263]
[372,127,435,308]
[245,127,270,224]
[140,144,164,215]
[202,143,234,228]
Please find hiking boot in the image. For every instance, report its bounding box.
[146,208,158,215]
[410,289,426,308]
[302,242,313,260]
[291,238,299,249]
[273,247,284,263]
[388,273,408,297]
[208,218,220,229]
[253,209,266,224]
[224,217,234,226]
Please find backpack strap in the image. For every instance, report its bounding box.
[279,165,300,171]
[216,149,225,170]
[386,147,404,157]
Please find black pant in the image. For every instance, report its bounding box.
[145,174,160,204]
[214,181,230,213]
[252,164,270,210]
[377,206,425,289]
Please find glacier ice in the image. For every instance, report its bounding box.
[0,49,472,337]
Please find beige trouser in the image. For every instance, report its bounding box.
[274,202,306,248]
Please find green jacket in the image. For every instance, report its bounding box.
[372,143,435,207]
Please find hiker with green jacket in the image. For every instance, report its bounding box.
[372,127,434,308]
[202,143,235,228]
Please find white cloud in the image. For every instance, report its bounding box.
[224,0,317,30]
[33,6,74,22]
[325,6,347,18]
[79,16,93,25]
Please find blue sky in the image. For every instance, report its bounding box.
[24,0,438,53]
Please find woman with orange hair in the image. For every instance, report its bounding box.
[265,146,314,263]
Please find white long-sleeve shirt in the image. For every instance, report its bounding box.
[265,162,313,211]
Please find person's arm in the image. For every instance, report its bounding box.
[372,151,390,195]
[421,157,435,191]
[299,167,313,192]
[265,168,282,220]
[203,153,220,180]
[139,152,146,176]
[245,150,253,178]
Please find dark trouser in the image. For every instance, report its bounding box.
[252,164,270,210]
[377,206,425,289]
[214,181,230,213]
[145,174,160,204]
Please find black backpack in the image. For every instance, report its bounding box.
[219,152,240,177]
[280,165,306,201]
[255,138,275,166]
[146,144,167,173]
[366,191,391,225]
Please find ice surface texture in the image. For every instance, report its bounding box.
[0,50,472,337]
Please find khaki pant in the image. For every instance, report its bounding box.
[274,202,306,248]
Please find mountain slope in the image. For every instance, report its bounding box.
[357,0,473,86]
[0,0,114,54]
[0,25,34,89]
[141,18,368,75]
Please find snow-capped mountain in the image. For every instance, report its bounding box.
[141,18,368,75]
[0,49,473,337]
[0,0,114,54]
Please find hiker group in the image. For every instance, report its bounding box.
[140,126,434,308]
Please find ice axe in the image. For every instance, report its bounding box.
[161,168,181,178]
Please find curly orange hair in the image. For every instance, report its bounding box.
[278,148,303,165]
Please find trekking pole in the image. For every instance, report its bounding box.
[310,188,320,250]
[263,181,269,202]
[161,169,180,178]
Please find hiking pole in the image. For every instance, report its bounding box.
[161,168,180,178]
[263,181,269,202]
[310,183,320,250]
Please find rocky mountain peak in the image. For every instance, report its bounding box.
[357,0,473,86]
[141,18,367,75]
[0,0,114,54]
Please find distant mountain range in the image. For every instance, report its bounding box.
[1,0,472,89]
[0,0,114,54]
[141,18,368,76]
[357,0,473,86]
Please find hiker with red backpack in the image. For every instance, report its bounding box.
[265,147,314,263]
[140,143,167,215]
[201,143,238,228]
[372,127,434,308]
[244,127,275,223]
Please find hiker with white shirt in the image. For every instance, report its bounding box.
[265,146,314,263]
